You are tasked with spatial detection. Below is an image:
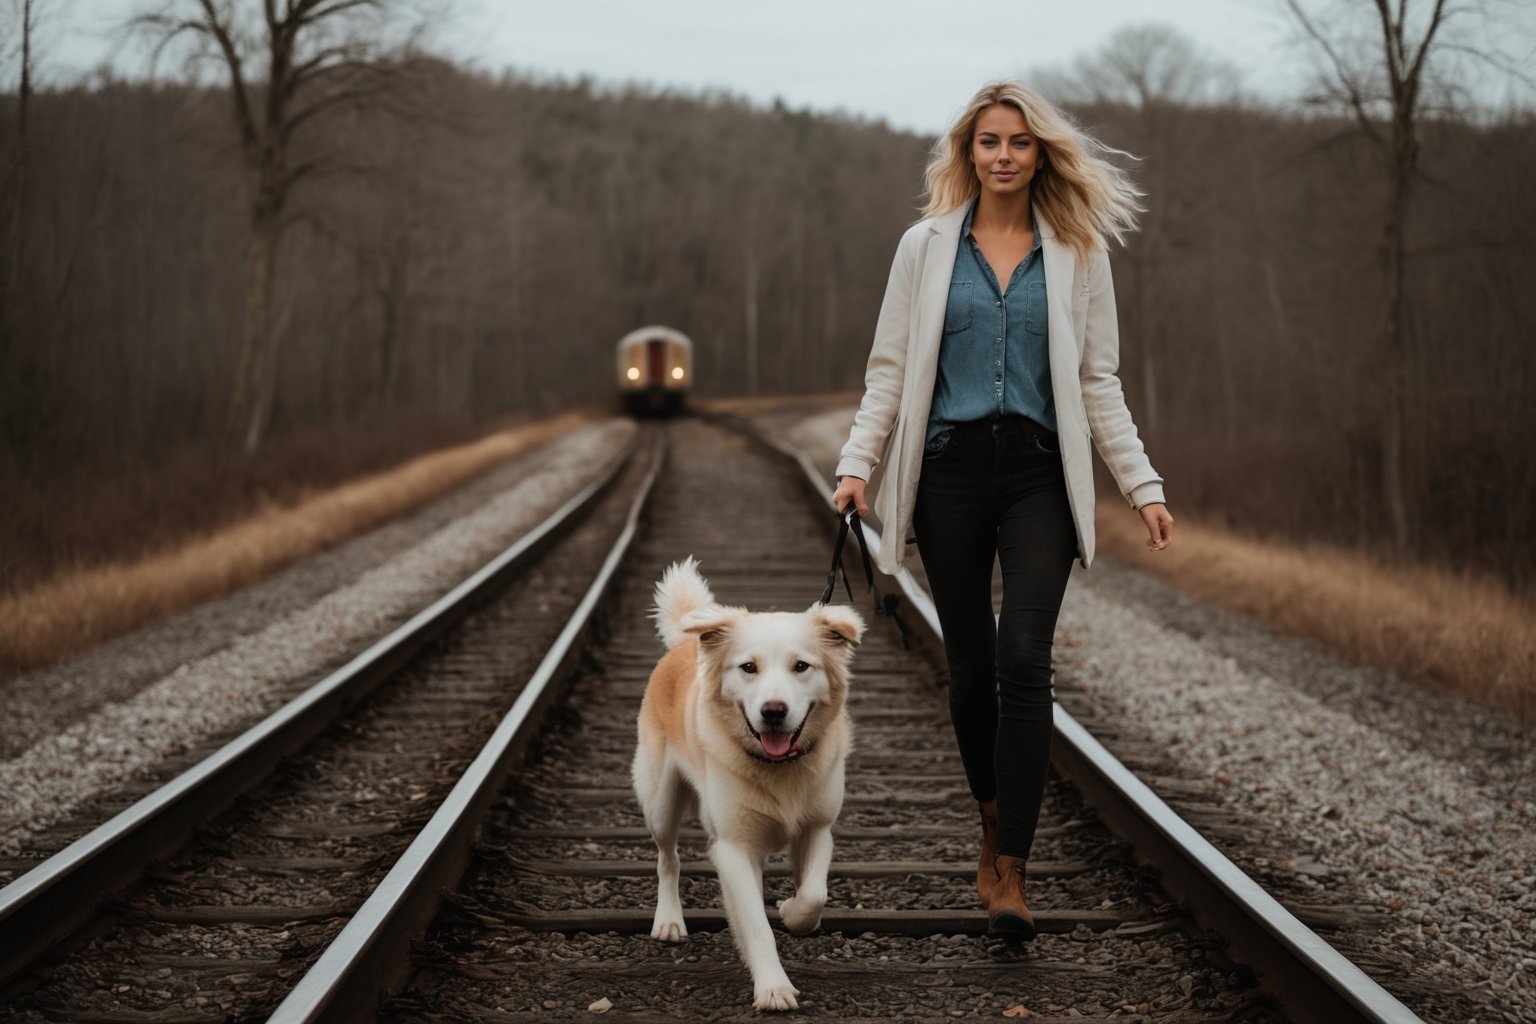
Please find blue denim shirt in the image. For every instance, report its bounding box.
[926,198,1054,448]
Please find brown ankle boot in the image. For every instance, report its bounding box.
[976,800,999,908]
[987,854,1037,940]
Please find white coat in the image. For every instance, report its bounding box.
[835,202,1166,574]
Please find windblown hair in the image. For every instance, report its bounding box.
[922,81,1143,259]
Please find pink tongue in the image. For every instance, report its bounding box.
[760,730,795,758]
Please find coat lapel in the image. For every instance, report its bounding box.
[912,205,968,374]
[1038,212,1082,374]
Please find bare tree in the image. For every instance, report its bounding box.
[1036,23,1243,109]
[13,0,27,139]
[134,0,422,454]
[1,0,36,337]
[1278,0,1525,552]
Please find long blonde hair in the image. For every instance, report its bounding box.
[922,81,1143,259]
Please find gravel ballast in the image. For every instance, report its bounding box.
[0,419,635,861]
[767,403,1536,1024]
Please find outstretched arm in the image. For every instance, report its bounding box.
[1080,248,1169,547]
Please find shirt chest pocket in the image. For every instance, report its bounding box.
[1024,278,1047,335]
[943,281,973,335]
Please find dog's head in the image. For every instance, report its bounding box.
[682,602,865,765]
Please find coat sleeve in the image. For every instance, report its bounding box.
[1080,248,1166,510]
[835,228,921,481]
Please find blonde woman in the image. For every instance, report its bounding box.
[832,81,1174,939]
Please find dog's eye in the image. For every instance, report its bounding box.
[739,661,757,674]
[793,661,810,673]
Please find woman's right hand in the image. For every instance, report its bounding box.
[832,476,869,518]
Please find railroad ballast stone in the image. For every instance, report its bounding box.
[0,419,636,866]
[772,403,1536,1024]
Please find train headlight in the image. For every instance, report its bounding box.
[626,367,641,381]
[671,367,685,381]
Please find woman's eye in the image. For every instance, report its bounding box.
[740,662,757,674]
[794,661,810,673]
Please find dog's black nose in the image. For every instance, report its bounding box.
[760,701,789,725]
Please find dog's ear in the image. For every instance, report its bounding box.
[681,607,739,649]
[812,603,865,648]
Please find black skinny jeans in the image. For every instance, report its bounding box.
[912,415,1078,860]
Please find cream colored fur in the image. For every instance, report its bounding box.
[632,557,865,1012]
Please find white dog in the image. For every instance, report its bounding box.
[631,557,865,1011]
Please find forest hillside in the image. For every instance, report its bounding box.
[2,64,1532,593]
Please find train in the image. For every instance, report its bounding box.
[616,325,693,416]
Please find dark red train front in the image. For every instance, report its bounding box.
[616,325,693,416]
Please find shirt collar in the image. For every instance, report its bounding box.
[962,195,1042,254]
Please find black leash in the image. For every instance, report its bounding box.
[819,505,913,644]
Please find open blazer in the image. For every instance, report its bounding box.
[835,201,1166,574]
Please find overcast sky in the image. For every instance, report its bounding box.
[29,0,1536,134]
[441,0,1299,132]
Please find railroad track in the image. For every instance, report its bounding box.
[0,431,656,1020]
[0,416,1423,1023]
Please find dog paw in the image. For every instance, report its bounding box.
[752,980,800,1011]
[776,895,823,934]
[650,916,687,942]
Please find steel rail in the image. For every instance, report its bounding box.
[267,432,665,1024]
[0,431,641,989]
[721,414,1425,1024]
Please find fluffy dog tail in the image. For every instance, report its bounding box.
[652,556,715,649]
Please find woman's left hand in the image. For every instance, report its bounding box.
[1138,503,1173,552]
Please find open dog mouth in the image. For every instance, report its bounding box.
[740,703,814,763]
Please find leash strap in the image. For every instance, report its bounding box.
[819,507,908,646]
[819,507,862,605]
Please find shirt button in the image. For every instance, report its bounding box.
[995,301,1001,307]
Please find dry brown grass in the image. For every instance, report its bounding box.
[1096,508,1536,726]
[0,412,590,679]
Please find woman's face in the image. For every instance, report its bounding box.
[969,103,1044,199]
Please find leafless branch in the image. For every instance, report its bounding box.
[188,0,259,154]
[1405,0,1451,87]
[289,42,365,85]
[1282,0,1389,147]
[293,0,378,29]
[280,83,379,142]
[279,153,380,193]
[1435,39,1536,90]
